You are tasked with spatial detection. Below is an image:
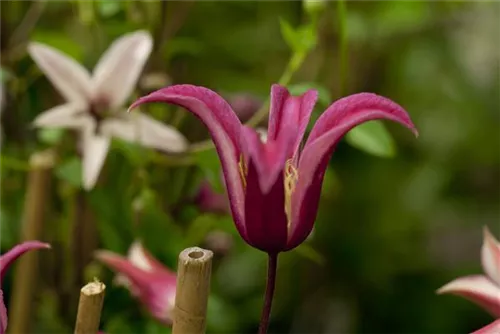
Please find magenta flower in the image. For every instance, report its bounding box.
[131,84,417,333]
[472,319,500,334]
[131,84,417,254]
[0,241,51,334]
[438,227,500,332]
[95,241,177,324]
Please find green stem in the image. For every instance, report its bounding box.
[337,0,348,97]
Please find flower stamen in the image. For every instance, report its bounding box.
[284,159,298,227]
[239,155,248,190]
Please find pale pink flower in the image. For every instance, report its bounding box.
[28,31,188,189]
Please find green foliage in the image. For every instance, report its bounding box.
[0,1,497,334]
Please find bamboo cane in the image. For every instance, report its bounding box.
[74,280,106,334]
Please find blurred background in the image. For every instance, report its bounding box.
[1,1,499,333]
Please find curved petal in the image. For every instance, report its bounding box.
[101,113,188,153]
[482,226,500,286]
[267,85,318,159]
[32,103,88,129]
[0,290,7,334]
[127,241,175,277]
[81,126,110,190]
[28,42,92,105]
[472,319,500,334]
[437,275,500,317]
[95,250,176,324]
[287,93,418,249]
[129,85,245,233]
[239,127,290,252]
[0,241,50,281]
[92,31,153,109]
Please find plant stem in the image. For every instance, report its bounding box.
[337,0,348,97]
[74,280,106,334]
[8,150,55,334]
[173,247,214,334]
[258,253,279,334]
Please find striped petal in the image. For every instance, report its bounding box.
[482,226,500,286]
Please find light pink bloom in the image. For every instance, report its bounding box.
[472,319,500,334]
[28,31,188,190]
[95,241,177,324]
[0,241,51,334]
[438,226,500,332]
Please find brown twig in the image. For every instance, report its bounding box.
[173,247,213,334]
[74,280,106,334]
[8,150,55,334]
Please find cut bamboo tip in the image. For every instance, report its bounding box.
[74,280,106,334]
[29,149,56,168]
[173,247,213,334]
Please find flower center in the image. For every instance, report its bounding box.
[284,159,298,227]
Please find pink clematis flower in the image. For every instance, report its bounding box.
[438,227,500,332]
[130,84,418,254]
[28,31,188,190]
[472,319,500,334]
[95,241,177,324]
[0,241,51,334]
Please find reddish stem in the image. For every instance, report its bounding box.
[258,253,278,334]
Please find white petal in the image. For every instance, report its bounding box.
[28,42,92,104]
[32,103,88,129]
[92,31,153,109]
[82,127,110,190]
[437,275,500,317]
[256,127,268,143]
[101,113,188,153]
[482,226,500,286]
[127,241,153,272]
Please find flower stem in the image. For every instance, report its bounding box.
[258,253,279,334]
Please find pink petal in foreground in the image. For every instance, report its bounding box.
[0,241,51,280]
[92,31,153,109]
[267,85,318,159]
[129,85,246,235]
[28,42,92,105]
[437,275,500,317]
[472,319,500,334]
[0,290,7,334]
[288,93,418,249]
[482,226,500,286]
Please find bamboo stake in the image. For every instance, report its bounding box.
[8,150,55,334]
[74,280,106,334]
[173,247,213,334]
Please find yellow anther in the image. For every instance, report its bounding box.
[238,155,248,189]
[284,159,299,226]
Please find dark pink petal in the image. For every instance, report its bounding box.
[267,85,318,159]
[472,319,500,334]
[287,93,417,249]
[482,226,500,286]
[0,241,51,281]
[0,290,6,334]
[195,181,229,214]
[243,161,288,253]
[129,85,246,236]
[437,275,500,317]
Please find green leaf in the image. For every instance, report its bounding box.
[295,243,326,265]
[97,0,122,17]
[288,82,332,106]
[279,19,318,54]
[194,149,224,193]
[279,18,299,52]
[55,157,83,187]
[31,31,84,61]
[345,121,396,157]
[38,128,65,145]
